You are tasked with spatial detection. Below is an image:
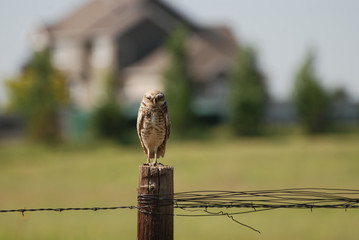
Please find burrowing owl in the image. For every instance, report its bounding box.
[137,90,171,165]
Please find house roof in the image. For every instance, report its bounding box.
[48,0,145,39]
[47,0,219,39]
[124,25,237,82]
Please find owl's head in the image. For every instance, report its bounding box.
[142,90,166,106]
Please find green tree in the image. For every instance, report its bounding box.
[163,26,194,137]
[230,46,268,136]
[6,49,67,142]
[292,51,329,133]
[92,70,127,142]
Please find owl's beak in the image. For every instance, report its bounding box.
[153,98,156,104]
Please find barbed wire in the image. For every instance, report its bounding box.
[1,188,358,233]
[0,206,137,215]
[135,188,359,210]
[142,188,359,233]
[172,188,359,209]
[2,188,358,214]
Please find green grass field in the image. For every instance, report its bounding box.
[1,133,359,239]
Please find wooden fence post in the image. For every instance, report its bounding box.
[137,165,174,240]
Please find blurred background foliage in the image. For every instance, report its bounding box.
[5,49,67,142]
[292,51,330,133]
[230,46,268,136]
[92,70,128,143]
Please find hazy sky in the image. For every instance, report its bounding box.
[1,0,358,104]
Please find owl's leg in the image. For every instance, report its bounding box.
[146,148,150,164]
[153,153,158,165]
[153,147,158,165]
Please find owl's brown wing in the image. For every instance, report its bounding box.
[136,108,148,158]
[165,110,171,140]
[158,109,171,158]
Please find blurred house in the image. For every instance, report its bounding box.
[264,99,359,126]
[30,0,237,118]
[0,115,24,140]
[264,101,298,125]
[330,92,359,124]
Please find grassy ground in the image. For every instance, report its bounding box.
[0,132,359,239]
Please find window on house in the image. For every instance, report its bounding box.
[90,36,113,69]
[52,39,81,72]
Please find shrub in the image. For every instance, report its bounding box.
[230,46,268,136]
[292,51,329,133]
[6,50,67,142]
[92,70,127,142]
